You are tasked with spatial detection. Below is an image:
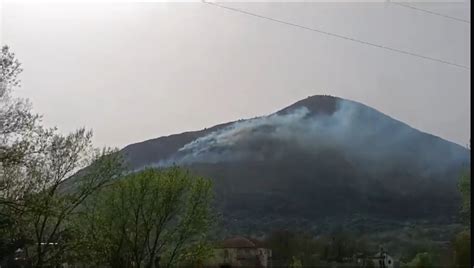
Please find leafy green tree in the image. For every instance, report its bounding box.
[175,242,215,268]
[1,45,124,267]
[74,167,214,268]
[2,130,124,267]
[405,252,433,268]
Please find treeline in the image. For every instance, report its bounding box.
[261,167,471,268]
[263,227,470,268]
[264,229,369,266]
[0,46,215,268]
[262,167,471,268]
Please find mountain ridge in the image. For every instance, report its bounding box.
[122,95,467,170]
[117,95,469,235]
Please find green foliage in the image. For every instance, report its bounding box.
[458,169,470,225]
[452,152,471,268]
[453,230,470,268]
[2,133,124,266]
[264,230,370,267]
[265,230,322,265]
[289,256,303,268]
[73,167,215,268]
[405,252,433,268]
[176,242,214,268]
[398,239,438,264]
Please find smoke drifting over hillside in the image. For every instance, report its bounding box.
[157,99,468,178]
[120,95,469,226]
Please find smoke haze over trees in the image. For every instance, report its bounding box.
[120,95,469,235]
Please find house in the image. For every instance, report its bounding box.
[371,248,395,268]
[205,236,272,268]
[353,248,397,268]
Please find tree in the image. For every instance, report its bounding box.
[0,45,42,171]
[74,167,214,268]
[264,230,352,267]
[458,169,470,225]
[1,129,124,267]
[452,230,470,268]
[1,44,46,263]
[1,45,125,267]
[453,152,470,268]
[1,45,41,197]
[289,256,302,268]
[405,252,433,268]
[175,242,214,268]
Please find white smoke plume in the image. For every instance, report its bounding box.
[154,99,468,177]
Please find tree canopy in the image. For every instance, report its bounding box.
[73,167,214,268]
[1,45,124,267]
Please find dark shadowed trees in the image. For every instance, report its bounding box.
[458,169,470,225]
[453,160,470,268]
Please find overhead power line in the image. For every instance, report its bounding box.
[202,1,470,70]
[392,2,470,24]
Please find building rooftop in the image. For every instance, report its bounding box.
[217,236,265,249]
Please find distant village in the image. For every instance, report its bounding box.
[204,236,397,268]
[3,235,399,268]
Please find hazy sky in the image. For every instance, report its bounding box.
[0,1,470,148]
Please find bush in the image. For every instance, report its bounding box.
[405,252,433,268]
[453,230,470,268]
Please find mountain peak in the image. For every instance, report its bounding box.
[119,95,469,231]
[277,95,342,116]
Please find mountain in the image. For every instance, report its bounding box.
[120,95,470,234]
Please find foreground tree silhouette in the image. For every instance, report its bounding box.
[1,44,49,264]
[1,45,124,267]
